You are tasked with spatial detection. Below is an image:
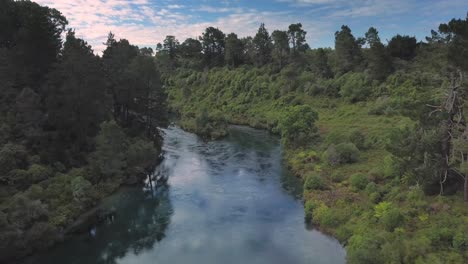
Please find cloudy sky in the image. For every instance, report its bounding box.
[35,0,468,53]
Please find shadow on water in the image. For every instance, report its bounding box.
[24,184,173,264]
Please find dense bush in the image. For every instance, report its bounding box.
[324,142,360,165]
[348,129,367,150]
[304,173,327,190]
[339,73,372,102]
[350,173,369,191]
[278,105,319,147]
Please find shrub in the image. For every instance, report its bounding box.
[0,143,28,175]
[382,155,401,178]
[324,143,360,165]
[304,200,317,222]
[339,73,372,102]
[380,208,404,231]
[350,173,369,191]
[27,164,53,183]
[348,129,367,150]
[347,233,383,264]
[304,173,326,190]
[330,171,345,183]
[278,105,319,147]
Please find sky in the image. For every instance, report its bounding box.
[35,0,468,53]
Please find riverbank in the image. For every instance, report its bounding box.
[166,66,468,263]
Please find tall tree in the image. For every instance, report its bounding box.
[43,31,110,164]
[224,33,244,67]
[253,23,272,66]
[365,27,393,81]
[0,0,67,88]
[288,23,308,54]
[200,27,225,67]
[271,30,290,69]
[102,36,139,124]
[312,48,333,79]
[387,35,418,60]
[335,25,363,74]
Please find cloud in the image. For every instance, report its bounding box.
[34,0,468,53]
[35,0,333,53]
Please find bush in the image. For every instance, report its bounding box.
[304,200,317,222]
[330,171,345,183]
[349,129,367,150]
[350,173,369,191]
[324,143,360,165]
[380,208,404,231]
[347,233,383,264]
[339,73,371,102]
[304,173,326,190]
[0,143,28,175]
[27,164,53,183]
[278,105,320,147]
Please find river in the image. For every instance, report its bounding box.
[26,126,345,264]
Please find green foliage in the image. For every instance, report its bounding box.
[348,129,367,150]
[278,105,319,147]
[339,72,371,102]
[71,176,93,205]
[334,25,363,74]
[304,173,326,190]
[347,233,383,264]
[304,200,317,222]
[89,121,128,180]
[350,173,369,191]
[126,139,159,175]
[324,143,360,165]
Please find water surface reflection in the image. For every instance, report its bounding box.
[27,126,345,264]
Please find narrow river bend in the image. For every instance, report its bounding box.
[27,126,345,264]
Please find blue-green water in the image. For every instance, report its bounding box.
[26,126,345,264]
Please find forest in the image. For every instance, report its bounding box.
[1,0,468,263]
[0,0,167,262]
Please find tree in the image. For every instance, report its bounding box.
[139,47,154,57]
[365,27,393,81]
[200,27,225,67]
[335,25,363,74]
[271,30,290,69]
[224,33,244,67]
[44,30,110,164]
[161,35,179,60]
[311,48,333,78]
[241,36,256,65]
[102,36,139,124]
[288,23,308,54]
[179,38,202,59]
[0,0,67,88]
[253,23,272,66]
[89,121,128,181]
[387,35,418,60]
[125,55,167,139]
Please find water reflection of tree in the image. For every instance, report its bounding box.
[32,183,173,264]
[96,184,173,264]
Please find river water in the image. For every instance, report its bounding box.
[27,126,345,264]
